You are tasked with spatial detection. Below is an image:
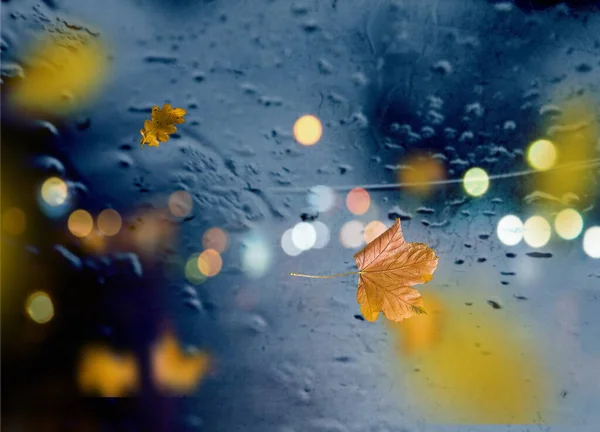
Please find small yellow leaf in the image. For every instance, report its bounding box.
[151,329,210,394]
[353,219,439,322]
[140,104,187,148]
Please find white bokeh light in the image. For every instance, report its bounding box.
[242,234,271,278]
[281,228,302,256]
[554,209,583,240]
[312,221,330,249]
[291,222,317,251]
[583,226,600,258]
[497,215,524,246]
[339,220,365,248]
[307,185,336,212]
[523,215,551,248]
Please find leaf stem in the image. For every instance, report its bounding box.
[289,271,360,279]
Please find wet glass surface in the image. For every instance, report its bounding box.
[1,0,599,431]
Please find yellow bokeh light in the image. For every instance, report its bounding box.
[41,177,68,206]
[2,207,26,235]
[168,190,193,217]
[463,167,489,197]
[25,291,54,324]
[554,208,583,240]
[389,289,554,424]
[77,344,139,397]
[399,155,446,196]
[293,114,322,146]
[11,33,109,115]
[97,209,122,236]
[346,187,370,215]
[524,215,552,248]
[364,220,387,244]
[68,209,94,238]
[197,249,223,277]
[202,227,228,253]
[527,139,557,171]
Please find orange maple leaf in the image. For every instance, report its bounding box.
[291,219,439,322]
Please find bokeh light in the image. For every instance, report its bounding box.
[281,228,302,256]
[11,33,109,115]
[197,249,223,277]
[583,226,600,258]
[2,207,26,235]
[523,215,552,248]
[151,329,211,395]
[185,253,207,284]
[527,139,557,171]
[168,190,193,218]
[389,289,553,423]
[463,167,489,197]
[554,209,583,240]
[399,155,446,196]
[68,209,94,238]
[496,215,524,246]
[364,220,387,244]
[340,220,365,248]
[202,227,228,253]
[346,188,370,215]
[291,222,317,251]
[307,185,336,212]
[41,177,68,206]
[293,114,322,146]
[97,208,122,236]
[242,233,271,278]
[25,291,54,324]
[78,344,139,397]
[312,221,330,249]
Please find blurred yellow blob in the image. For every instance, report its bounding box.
[2,207,26,235]
[41,177,68,206]
[346,187,370,215]
[77,344,139,397]
[554,208,583,240]
[202,227,228,253]
[527,139,557,171]
[151,329,211,394]
[97,209,122,236]
[197,249,222,277]
[168,190,193,217]
[11,33,108,115]
[399,155,445,196]
[524,215,552,248]
[25,291,54,324]
[534,96,598,197]
[463,167,489,197]
[130,210,176,260]
[68,209,94,238]
[364,220,387,244]
[390,291,445,355]
[293,114,322,146]
[389,290,553,424]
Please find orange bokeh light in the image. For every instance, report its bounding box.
[399,154,445,196]
[346,188,370,215]
[202,227,228,253]
[197,249,223,277]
